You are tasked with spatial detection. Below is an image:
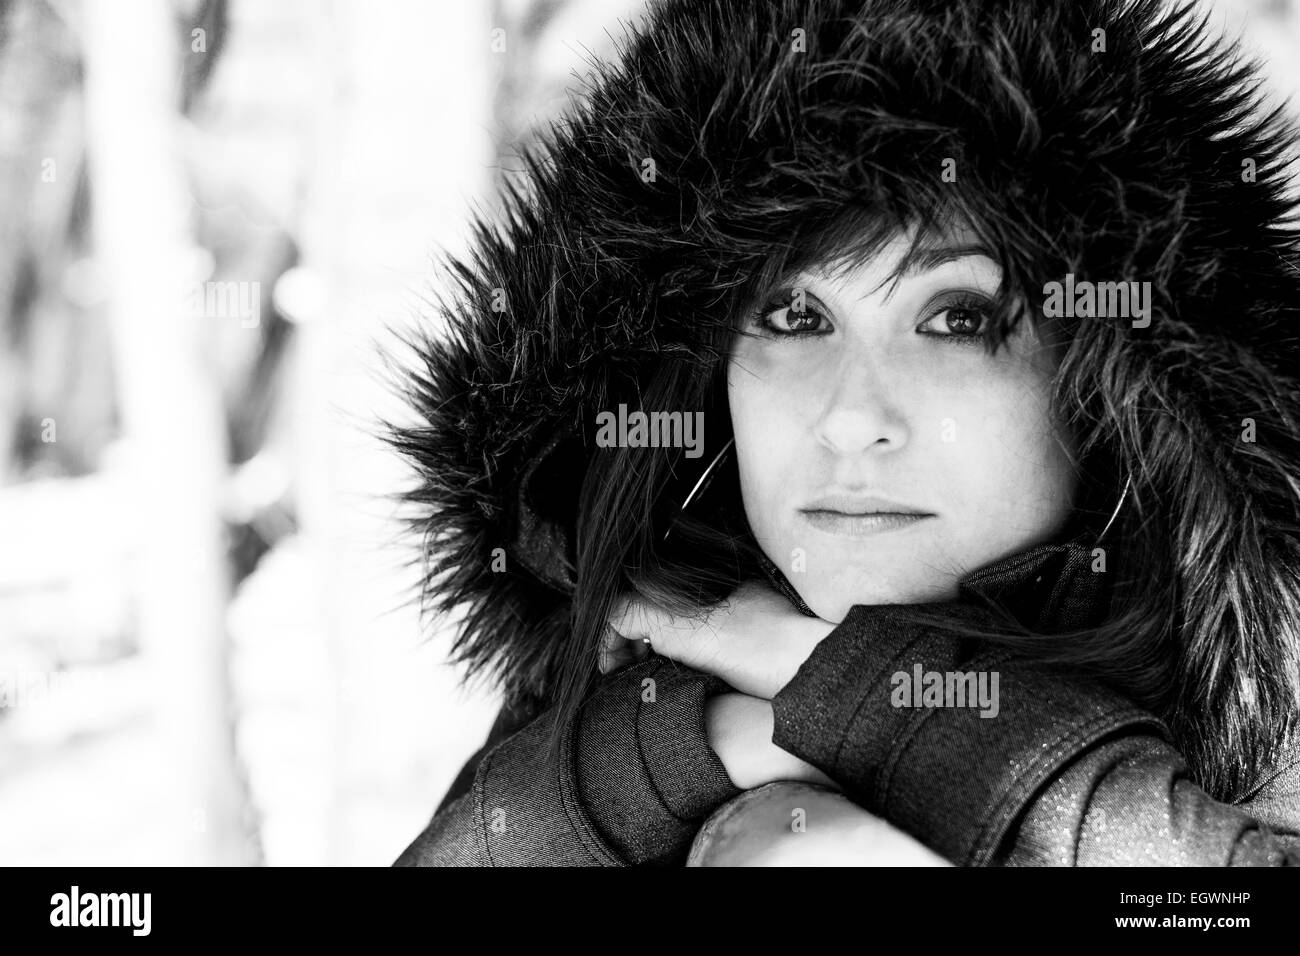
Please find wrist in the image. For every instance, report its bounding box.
[784,615,836,683]
[706,692,836,790]
[754,615,835,700]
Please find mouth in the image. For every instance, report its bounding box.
[798,494,934,537]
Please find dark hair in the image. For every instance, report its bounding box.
[388,0,1300,806]
[542,205,963,766]
[534,193,1291,803]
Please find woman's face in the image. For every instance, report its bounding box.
[727,228,1078,621]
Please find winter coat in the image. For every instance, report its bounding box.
[389,0,1300,865]
[393,530,1300,865]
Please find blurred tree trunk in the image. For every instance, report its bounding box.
[81,0,258,865]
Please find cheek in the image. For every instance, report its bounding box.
[946,367,1077,528]
[726,352,808,535]
[728,345,826,554]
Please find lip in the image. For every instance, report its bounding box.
[798,493,934,538]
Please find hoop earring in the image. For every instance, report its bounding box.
[662,437,735,542]
[1094,472,1133,545]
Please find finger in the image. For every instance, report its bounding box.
[608,594,675,644]
[598,625,652,673]
[597,641,627,674]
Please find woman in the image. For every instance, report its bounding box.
[388,0,1300,865]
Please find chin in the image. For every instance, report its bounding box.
[792,568,961,622]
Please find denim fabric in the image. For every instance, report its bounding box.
[395,656,735,866]
[1236,744,1300,835]
[395,696,620,866]
[769,532,1300,866]
[995,735,1300,866]
[432,699,536,817]
[575,658,740,865]
[771,601,1170,865]
[956,528,1112,632]
[396,532,1300,866]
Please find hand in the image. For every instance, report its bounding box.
[601,580,835,699]
[686,781,952,867]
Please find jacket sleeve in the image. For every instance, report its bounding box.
[770,603,1300,866]
[393,655,741,866]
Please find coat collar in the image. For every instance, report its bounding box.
[761,527,1111,632]
[957,529,1112,632]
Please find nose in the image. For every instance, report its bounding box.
[812,348,910,456]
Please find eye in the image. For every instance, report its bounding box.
[916,293,992,344]
[749,289,834,337]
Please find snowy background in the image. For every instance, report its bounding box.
[0,0,1295,865]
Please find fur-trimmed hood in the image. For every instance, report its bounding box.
[390,0,1300,796]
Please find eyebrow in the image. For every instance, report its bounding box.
[903,244,999,274]
[774,243,1001,300]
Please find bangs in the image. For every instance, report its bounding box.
[731,200,1041,360]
